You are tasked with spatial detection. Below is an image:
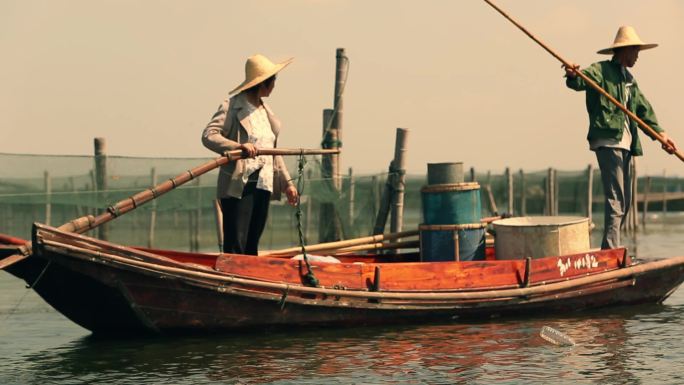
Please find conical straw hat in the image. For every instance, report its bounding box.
[597,26,658,55]
[229,54,293,95]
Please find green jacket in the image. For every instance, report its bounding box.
[566,59,663,156]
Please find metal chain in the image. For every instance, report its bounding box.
[295,154,318,287]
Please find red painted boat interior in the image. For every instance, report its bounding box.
[2,231,628,293]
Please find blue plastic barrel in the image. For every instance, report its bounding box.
[421,182,482,225]
[419,224,486,262]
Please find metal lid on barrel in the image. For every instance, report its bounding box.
[421,162,481,225]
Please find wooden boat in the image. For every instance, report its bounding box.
[2,223,683,335]
[1,151,683,334]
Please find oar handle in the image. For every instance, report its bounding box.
[483,0,683,162]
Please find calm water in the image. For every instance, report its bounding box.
[1,217,683,384]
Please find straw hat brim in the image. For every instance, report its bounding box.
[597,43,658,55]
[229,58,294,95]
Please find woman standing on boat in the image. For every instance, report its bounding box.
[563,26,676,249]
[202,54,298,255]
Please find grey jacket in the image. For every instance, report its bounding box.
[202,94,293,199]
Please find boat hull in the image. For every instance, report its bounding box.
[3,224,684,335]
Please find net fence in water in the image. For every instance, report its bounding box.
[1,153,682,252]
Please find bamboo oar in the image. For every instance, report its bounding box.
[262,229,419,256]
[483,0,684,162]
[0,148,340,270]
[330,239,420,255]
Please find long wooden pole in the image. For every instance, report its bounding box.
[0,148,340,270]
[263,229,419,256]
[483,0,684,162]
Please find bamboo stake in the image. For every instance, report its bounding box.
[483,0,683,162]
[506,167,513,215]
[347,167,355,231]
[485,184,498,216]
[0,148,340,270]
[519,169,526,216]
[44,171,51,226]
[94,137,108,240]
[390,128,409,234]
[662,169,667,216]
[642,176,651,227]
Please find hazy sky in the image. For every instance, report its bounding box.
[2,0,683,176]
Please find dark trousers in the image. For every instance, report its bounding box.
[220,181,271,255]
[595,147,632,249]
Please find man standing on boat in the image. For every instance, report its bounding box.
[564,26,676,249]
[202,54,299,255]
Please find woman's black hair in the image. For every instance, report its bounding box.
[245,75,276,94]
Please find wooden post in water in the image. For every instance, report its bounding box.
[553,168,558,215]
[320,109,341,242]
[332,48,347,172]
[662,169,667,216]
[188,209,194,252]
[148,167,157,248]
[305,169,313,242]
[545,168,554,215]
[347,167,355,232]
[371,175,380,219]
[505,167,513,215]
[44,171,51,226]
[519,169,526,216]
[642,176,651,227]
[69,176,83,217]
[390,128,408,234]
[94,138,108,240]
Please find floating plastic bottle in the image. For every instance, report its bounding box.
[540,326,576,346]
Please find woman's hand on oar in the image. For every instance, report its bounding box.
[239,143,258,158]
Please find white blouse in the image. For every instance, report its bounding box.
[242,99,276,192]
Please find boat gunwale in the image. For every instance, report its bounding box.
[34,222,684,303]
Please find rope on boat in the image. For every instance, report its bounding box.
[294,153,319,287]
[26,260,51,289]
[0,260,51,333]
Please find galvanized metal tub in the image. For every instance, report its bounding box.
[419,223,486,262]
[427,162,464,185]
[493,216,590,260]
[421,182,482,225]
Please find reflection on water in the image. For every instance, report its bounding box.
[1,220,684,384]
[2,296,682,385]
